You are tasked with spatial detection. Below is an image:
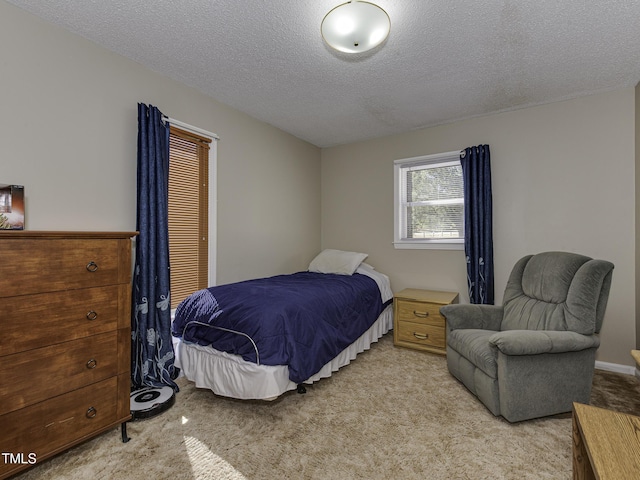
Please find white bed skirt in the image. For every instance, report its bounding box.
[173,305,393,400]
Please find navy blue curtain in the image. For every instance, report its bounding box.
[132,103,178,391]
[460,145,494,304]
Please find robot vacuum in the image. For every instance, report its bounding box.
[130,386,176,420]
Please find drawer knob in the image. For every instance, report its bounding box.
[413,332,429,340]
[86,310,98,321]
[86,407,97,419]
[86,261,99,272]
[413,310,429,318]
[86,358,98,369]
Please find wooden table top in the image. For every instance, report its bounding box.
[573,402,640,479]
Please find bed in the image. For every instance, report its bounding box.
[171,250,393,400]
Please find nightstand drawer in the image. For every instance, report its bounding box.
[396,300,445,327]
[396,320,445,349]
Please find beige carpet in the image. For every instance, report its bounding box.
[13,334,640,480]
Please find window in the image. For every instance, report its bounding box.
[394,151,464,250]
[168,126,211,309]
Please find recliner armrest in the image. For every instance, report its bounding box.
[489,330,600,356]
[440,304,504,331]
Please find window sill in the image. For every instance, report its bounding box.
[393,240,464,251]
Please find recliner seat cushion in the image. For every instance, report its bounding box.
[447,329,498,378]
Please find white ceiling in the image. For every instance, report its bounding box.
[6,0,640,147]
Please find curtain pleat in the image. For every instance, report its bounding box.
[131,103,178,391]
[460,145,494,304]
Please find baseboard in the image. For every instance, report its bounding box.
[595,360,636,376]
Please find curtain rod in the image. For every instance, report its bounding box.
[163,116,220,141]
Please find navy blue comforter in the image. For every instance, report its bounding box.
[172,272,386,383]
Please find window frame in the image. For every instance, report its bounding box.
[393,150,465,250]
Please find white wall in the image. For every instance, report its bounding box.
[321,88,636,366]
[0,1,321,285]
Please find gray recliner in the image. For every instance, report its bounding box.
[440,251,614,422]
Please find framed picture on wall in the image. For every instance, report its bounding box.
[0,184,25,230]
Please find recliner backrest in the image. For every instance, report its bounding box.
[501,252,614,334]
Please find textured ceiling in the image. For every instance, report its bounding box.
[6,0,640,147]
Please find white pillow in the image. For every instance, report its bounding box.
[308,249,368,275]
[358,262,376,271]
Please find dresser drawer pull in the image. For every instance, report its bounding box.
[86,358,98,369]
[86,407,97,419]
[86,261,99,272]
[86,310,99,320]
[413,310,429,318]
[413,332,429,340]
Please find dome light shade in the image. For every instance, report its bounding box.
[321,1,390,54]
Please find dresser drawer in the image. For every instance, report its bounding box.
[1,285,123,357]
[0,377,118,479]
[396,299,445,327]
[0,238,122,298]
[0,332,118,415]
[396,320,446,349]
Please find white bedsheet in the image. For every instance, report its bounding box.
[172,267,393,400]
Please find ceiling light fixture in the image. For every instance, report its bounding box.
[321,1,390,54]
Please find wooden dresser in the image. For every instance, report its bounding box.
[0,231,136,479]
[393,288,459,355]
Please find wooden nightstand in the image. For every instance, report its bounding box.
[393,288,459,355]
